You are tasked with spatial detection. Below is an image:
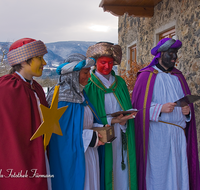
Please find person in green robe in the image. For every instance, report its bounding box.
[84,42,138,190]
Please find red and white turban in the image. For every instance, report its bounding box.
[7,38,48,66]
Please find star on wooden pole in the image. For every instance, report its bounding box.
[30,85,68,150]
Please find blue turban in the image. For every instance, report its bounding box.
[56,53,95,75]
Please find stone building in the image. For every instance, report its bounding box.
[100,0,200,160]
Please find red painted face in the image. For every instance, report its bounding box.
[96,56,114,75]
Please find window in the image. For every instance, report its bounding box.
[126,41,137,69]
[154,21,176,45]
[130,45,137,63]
[159,28,176,40]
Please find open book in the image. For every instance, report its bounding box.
[107,109,138,117]
[174,95,200,107]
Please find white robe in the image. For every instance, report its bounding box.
[81,93,103,190]
[95,71,129,190]
[146,66,190,190]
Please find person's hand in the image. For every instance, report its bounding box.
[111,113,135,126]
[97,133,105,146]
[104,124,110,127]
[161,102,176,113]
[182,105,190,115]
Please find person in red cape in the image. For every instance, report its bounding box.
[0,38,50,189]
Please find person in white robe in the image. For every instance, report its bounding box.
[146,65,190,190]
[132,38,200,190]
[85,42,137,190]
[47,53,105,190]
[95,71,130,190]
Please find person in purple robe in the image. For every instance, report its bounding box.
[132,38,200,190]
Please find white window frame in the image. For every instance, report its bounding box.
[126,40,137,70]
[154,20,177,45]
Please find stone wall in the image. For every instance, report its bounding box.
[118,0,200,161]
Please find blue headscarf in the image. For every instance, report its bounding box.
[47,53,95,104]
[56,53,95,75]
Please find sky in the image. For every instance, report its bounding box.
[0,0,118,44]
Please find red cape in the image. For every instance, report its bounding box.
[0,73,48,189]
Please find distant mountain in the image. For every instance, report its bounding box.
[0,41,97,79]
[0,42,11,59]
[42,41,96,79]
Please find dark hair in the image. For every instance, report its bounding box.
[9,58,32,74]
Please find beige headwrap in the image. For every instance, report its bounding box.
[86,42,122,65]
[7,38,47,66]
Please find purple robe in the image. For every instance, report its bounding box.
[132,66,200,190]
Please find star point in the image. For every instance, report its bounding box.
[30,85,68,150]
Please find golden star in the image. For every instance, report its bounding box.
[30,85,68,150]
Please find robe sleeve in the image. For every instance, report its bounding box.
[106,116,113,126]
[93,123,104,128]
[149,102,162,122]
[185,112,191,122]
[82,129,99,152]
[106,114,127,132]
[82,129,94,152]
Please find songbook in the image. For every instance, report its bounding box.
[107,109,138,118]
[174,95,200,107]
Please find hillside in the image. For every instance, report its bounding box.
[0,41,96,79]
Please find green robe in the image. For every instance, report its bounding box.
[84,70,138,190]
